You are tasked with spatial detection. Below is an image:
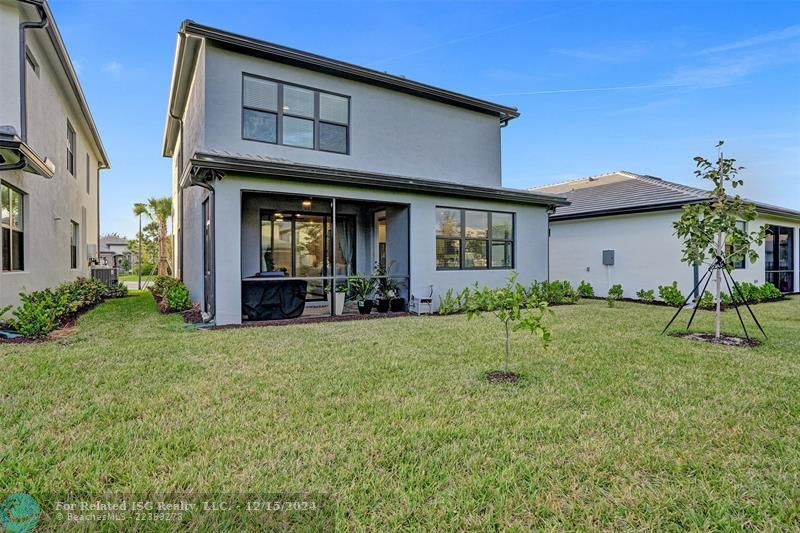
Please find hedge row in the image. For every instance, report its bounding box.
[438,279,580,315]
[0,278,127,338]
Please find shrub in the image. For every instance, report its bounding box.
[758,282,782,300]
[106,282,128,299]
[636,288,655,303]
[528,280,579,305]
[577,281,594,298]
[658,282,685,307]
[438,287,468,315]
[150,276,181,300]
[606,284,623,308]
[165,284,192,312]
[698,290,715,310]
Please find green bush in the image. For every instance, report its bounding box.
[758,282,782,300]
[577,281,594,298]
[10,291,61,337]
[106,282,128,299]
[438,287,468,315]
[636,288,655,303]
[528,280,579,305]
[606,284,624,307]
[150,276,181,300]
[165,284,192,312]
[658,282,685,307]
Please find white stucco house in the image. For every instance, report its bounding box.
[0,0,109,308]
[533,171,800,299]
[163,21,567,325]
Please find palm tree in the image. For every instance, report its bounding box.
[133,197,172,277]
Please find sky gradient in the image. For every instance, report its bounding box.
[49,0,800,238]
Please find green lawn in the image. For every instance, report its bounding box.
[2,293,799,529]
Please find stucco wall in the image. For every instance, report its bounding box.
[549,210,800,299]
[182,176,548,325]
[201,43,503,187]
[0,5,102,308]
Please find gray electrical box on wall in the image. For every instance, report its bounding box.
[602,250,615,266]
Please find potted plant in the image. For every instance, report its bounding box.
[373,261,402,313]
[326,281,350,315]
[348,274,376,315]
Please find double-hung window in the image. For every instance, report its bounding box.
[70,221,79,269]
[436,207,514,270]
[67,121,76,176]
[1,183,24,272]
[242,74,349,154]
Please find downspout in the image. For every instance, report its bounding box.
[19,0,49,142]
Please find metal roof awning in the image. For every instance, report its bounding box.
[0,127,55,178]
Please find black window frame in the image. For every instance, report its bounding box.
[726,220,747,270]
[1,182,25,272]
[765,224,794,292]
[70,220,79,269]
[66,121,76,176]
[242,73,350,155]
[435,207,515,271]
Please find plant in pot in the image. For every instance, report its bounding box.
[326,281,350,315]
[348,274,376,315]
[374,261,406,312]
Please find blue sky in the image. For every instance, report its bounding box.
[50,0,800,238]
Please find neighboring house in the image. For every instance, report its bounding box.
[99,234,135,273]
[163,21,567,325]
[0,0,109,307]
[533,171,800,298]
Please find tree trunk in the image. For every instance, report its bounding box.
[715,232,723,339]
[504,319,510,373]
[157,219,169,277]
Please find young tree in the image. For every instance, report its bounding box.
[673,141,765,339]
[132,198,173,276]
[463,273,552,375]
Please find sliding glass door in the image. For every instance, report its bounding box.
[765,225,794,292]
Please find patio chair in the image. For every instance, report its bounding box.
[410,285,434,315]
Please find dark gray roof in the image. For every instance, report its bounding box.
[100,235,129,248]
[180,21,520,122]
[531,171,800,220]
[185,151,569,208]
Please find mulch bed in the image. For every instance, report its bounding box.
[670,332,762,347]
[209,311,412,330]
[485,371,521,384]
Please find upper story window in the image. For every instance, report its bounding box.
[66,121,76,176]
[242,74,350,154]
[1,183,25,272]
[435,207,514,270]
[25,46,39,77]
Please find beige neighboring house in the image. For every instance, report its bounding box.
[0,0,109,307]
[533,171,800,299]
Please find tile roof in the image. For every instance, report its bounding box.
[531,171,800,220]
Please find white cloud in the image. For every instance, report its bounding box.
[694,24,800,56]
[102,60,123,80]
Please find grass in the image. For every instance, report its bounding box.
[117,273,154,283]
[1,293,799,529]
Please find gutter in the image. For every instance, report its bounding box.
[19,0,48,143]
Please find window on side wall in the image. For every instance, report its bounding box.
[242,74,349,154]
[70,221,79,269]
[85,154,91,194]
[1,183,25,272]
[67,121,76,176]
[726,220,747,269]
[435,207,514,270]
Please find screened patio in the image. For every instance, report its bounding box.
[240,191,410,321]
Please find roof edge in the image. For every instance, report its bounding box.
[179,20,520,122]
[185,151,568,208]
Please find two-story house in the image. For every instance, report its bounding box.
[163,21,566,325]
[0,0,109,308]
